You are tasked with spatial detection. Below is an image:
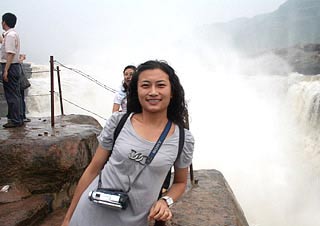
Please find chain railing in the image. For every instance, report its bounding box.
[54,60,117,93]
[23,92,107,121]
[48,56,114,126]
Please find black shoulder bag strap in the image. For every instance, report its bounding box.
[177,125,185,161]
[161,125,185,191]
[112,112,131,152]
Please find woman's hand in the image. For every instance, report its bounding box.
[148,199,172,222]
[148,167,189,222]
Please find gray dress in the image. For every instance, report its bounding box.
[70,112,194,226]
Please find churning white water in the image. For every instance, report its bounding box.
[25,53,320,226]
[191,70,320,226]
[26,64,116,122]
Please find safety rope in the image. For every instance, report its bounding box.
[54,60,117,93]
[31,70,51,73]
[20,92,107,121]
[61,97,107,121]
[26,93,51,97]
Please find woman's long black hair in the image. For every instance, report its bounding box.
[127,60,188,127]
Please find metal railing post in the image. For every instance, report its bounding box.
[50,56,54,127]
[56,66,64,115]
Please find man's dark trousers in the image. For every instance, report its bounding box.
[1,63,23,125]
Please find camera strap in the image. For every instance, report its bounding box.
[97,119,172,190]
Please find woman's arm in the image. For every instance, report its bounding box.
[148,167,188,222]
[61,145,111,226]
[112,103,121,113]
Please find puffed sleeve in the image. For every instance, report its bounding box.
[113,91,123,104]
[97,112,127,151]
[174,129,195,168]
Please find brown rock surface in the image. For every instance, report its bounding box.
[0,115,102,225]
[38,208,66,226]
[167,170,249,226]
[0,182,31,204]
[0,115,101,195]
[0,194,52,226]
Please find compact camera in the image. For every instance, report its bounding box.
[88,188,129,210]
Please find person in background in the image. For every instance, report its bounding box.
[112,65,136,113]
[61,60,195,226]
[0,12,23,128]
[19,54,31,123]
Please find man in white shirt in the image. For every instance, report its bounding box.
[0,12,23,128]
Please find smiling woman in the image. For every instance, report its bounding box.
[61,60,195,226]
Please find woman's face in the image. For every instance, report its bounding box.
[137,69,172,114]
[123,68,135,85]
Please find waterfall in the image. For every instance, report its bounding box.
[26,64,116,124]
[188,63,320,226]
[287,74,320,130]
[282,74,320,226]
